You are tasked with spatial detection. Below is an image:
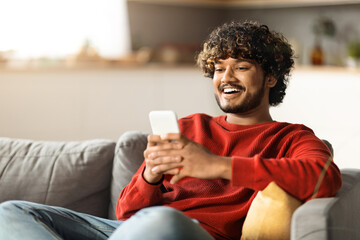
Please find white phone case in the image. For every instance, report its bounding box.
[149,110,180,135]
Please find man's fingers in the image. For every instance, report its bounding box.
[144,139,182,159]
[153,142,182,152]
[147,134,184,149]
[162,168,181,176]
[148,133,181,144]
[151,163,182,174]
[145,144,182,160]
[147,134,162,146]
[160,133,182,141]
[147,155,182,165]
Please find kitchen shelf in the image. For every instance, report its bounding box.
[1,62,360,74]
[294,65,360,74]
[127,0,360,8]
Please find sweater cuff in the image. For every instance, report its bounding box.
[134,167,164,202]
[231,156,256,187]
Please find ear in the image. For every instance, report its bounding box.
[266,75,277,88]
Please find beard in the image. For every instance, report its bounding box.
[215,81,266,114]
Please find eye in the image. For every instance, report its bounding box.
[236,66,249,70]
[215,68,224,72]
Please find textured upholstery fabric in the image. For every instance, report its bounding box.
[0,137,115,218]
[291,169,360,240]
[108,131,148,220]
[1,131,359,239]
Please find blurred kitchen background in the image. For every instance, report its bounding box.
[1,0,360,168]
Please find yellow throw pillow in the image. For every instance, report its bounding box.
[241,182,302,240]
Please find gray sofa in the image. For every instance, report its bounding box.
[1,131,359,239]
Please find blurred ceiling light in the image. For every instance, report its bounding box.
[0,0,131,59]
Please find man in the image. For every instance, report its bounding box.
[115,21,342,240]
[0,21,341,240]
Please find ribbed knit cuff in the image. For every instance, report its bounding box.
[231,156,256,188]
[134,166,163,203]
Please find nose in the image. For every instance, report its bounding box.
[221,66,235,83]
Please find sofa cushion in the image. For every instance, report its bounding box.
[0,137,115,218]
[109,131,148,220]
[241,181,302,240]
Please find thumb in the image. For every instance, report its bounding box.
[170,172,185,184]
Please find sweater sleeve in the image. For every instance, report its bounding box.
[116,162,164,220]
[231,132,342,202]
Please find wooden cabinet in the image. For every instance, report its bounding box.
[127,0,360,8]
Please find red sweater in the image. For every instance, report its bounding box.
[116,113,342,240]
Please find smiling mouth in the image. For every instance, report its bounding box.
[219,84,244,95]
[223,88,241,94]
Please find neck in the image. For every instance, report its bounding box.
[225,108,273,125]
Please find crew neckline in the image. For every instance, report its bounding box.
[214,115,277,131]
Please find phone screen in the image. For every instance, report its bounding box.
[149,111,180,135]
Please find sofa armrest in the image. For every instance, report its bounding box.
[291,169,360,240]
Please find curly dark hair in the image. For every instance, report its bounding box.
[197,20,294,106]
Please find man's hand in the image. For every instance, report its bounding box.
[143,134,184,184]
[144,133,232,184]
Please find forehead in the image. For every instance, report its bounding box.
[215,57,256,65]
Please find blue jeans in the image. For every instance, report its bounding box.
[0,201,215,240]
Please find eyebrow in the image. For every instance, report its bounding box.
[215,59,254,64]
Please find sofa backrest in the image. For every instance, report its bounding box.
[0,137,115,218]
[109,131,148,220]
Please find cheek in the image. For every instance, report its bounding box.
[247,74,264,88]
[212,78,220,91]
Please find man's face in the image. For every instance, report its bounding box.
[213,57,269,114]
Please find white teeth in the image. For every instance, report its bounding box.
[223,88,240,93]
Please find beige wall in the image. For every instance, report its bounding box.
[0,67,220,141]
[270,68,360,169]
[1,67,359,169]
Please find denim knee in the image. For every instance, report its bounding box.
[136,206,181,218]
[0,201,35,239]
[0,200,23,216]
[135,207,204,237]
[137,206,190,225]
[110,206,214,240]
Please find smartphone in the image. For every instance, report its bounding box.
[149,110,180,135]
